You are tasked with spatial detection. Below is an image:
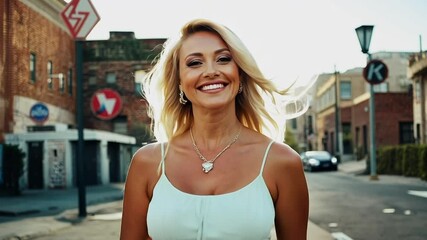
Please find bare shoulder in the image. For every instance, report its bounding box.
[263,141,307,201]
[126,142,164,191]
[131,142,163,167]
[267,141,302,171]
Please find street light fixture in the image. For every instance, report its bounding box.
[355,25,374,54]
[355,25,378,180]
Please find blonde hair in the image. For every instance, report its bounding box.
[143,19,291,142]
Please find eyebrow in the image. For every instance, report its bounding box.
[185,48,230,59]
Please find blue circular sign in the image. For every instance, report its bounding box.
[30,103,49,123]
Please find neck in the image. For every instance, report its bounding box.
[190,120,242,152]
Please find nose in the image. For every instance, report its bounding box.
[203,63,220,79]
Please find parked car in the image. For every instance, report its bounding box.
[300,151,338,172]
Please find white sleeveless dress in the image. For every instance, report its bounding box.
[147,141,276,240]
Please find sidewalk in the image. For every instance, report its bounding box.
[0,160,372,240]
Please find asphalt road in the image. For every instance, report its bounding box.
[306,170,427,240]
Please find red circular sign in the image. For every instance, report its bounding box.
[91,89,122,120]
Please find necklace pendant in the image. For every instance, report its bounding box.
[202,162,214,173]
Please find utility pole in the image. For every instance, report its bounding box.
[334,66,343,162]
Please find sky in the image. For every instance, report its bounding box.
[74,0,427,88]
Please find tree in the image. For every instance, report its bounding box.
[285,130,300,153]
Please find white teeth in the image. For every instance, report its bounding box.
[201,83,224,91]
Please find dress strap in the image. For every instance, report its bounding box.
[160,142,166,175]
[259,140,275,175]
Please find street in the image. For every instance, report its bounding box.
[3,163,427,240]
[307,170,427,240]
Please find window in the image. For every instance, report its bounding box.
[67,68,73,95]
[89,76,97,85]
[415,80,421,101]
[291,118,297,130]
[135,70,146,95]
[47,61,53,89]
[113,116,128,134]
[399,122,414,144]
[59,73,65,93]
[30,53,36,82]
[373,82,388,93]
[340,81,352,100]
[106,72,116,84]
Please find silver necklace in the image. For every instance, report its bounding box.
[190,126,242,173]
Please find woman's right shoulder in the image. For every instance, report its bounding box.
[130,142,164,170]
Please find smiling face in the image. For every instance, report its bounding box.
[179,31,240,110]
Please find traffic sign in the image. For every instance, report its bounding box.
[61,0,100,39]
[91,89,123,120]
[30,102,49,124]
[363,59,388,85]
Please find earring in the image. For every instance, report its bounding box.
[179,86,187,105]
[238,83,243,94]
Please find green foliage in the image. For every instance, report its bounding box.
[402,145,419,177]
[2,144,26,195]
[284,130,300,153]
[377,146,395,174]
[419,145,427,180]
[377,144,427,181]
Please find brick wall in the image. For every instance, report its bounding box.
[11,0,75,106]
[3,0,75,136]
[352,92,413,150]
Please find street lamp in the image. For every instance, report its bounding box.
[355,25,378,180]
[355,25,374,54]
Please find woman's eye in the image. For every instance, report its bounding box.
[217,56,232,63]
[186,60,202,67]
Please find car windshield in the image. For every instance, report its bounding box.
[305,151,331,158]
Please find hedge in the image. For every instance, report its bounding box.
[377,144,427,181]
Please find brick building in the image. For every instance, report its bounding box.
[311,52,414,160]
[1,0,76,140]
[408,51,427,144]
[1,0,137,190]
[82,32,166,145]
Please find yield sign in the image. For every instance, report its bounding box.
[363,59,389,85]
[61,0,100,39]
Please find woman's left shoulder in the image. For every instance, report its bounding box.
[267,141,302,170]
[264,141,307,203]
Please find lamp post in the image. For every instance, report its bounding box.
[355,25,378,180]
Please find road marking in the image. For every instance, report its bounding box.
[382,208,395,214]
[332,232,353,240]
[408,190,427,198]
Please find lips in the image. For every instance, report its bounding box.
[199,83,227,91]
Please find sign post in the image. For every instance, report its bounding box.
[363,57,388,180]
[61,0,100,217]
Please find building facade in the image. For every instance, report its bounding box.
[82,32,166,145]
[408,51,427,144]
[310,51,414,160]
[1,0,76,140]
[1,0,138,190]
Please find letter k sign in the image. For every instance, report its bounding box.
[363,59,388,84]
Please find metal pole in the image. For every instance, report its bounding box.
[76,40,87,216]
[334,67,343,162]
[368,53,378,180]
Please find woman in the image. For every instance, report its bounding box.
[120,19,309,240]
